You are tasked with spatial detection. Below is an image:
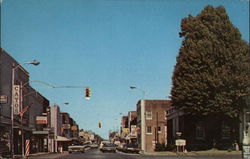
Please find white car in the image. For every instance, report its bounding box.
[68,144,85,153]
[99,141,110,150]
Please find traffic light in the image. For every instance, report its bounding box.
[85,88,91,99]
[98,122,101,128]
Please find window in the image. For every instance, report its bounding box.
[246,112,250,123]
[195,122,205,140]
[147,126,152,134]
[158,126,161,133]
[146,111,152,120]
[221,121,231,139]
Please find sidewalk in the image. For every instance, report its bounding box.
[12,151,67,159]
[142,150,242,156]
[189,149,241,156]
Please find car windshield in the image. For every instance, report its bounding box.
[103,143,116,147]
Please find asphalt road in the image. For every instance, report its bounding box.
[28,149,242,159]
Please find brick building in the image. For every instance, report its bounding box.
[120,115,129,139]
[126,111,137,144]
[166,106,241,151]
[137,100,171,152]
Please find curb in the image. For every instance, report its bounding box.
[140,150,242,156]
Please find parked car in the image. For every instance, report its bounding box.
[100,143,117,153]
[123,143,140,153]
[116,143,126,152]
[90,144,99,149]
[68,144,85,153]
[99,141,110,150]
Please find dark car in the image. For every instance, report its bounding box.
[124,143,140,153]
[100,143,117,153]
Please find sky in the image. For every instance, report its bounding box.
[1,0,249,139]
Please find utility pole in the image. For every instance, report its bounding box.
[0,0,2,50]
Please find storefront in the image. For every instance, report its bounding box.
[32,130,49,153]
[57,136,71,151]
[0,123,11,156]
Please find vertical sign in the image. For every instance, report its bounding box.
[131,125,137,137]
[13,85,21,115]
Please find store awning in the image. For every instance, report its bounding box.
[56,136,71,141]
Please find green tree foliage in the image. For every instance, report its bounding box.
[171,5,250,118]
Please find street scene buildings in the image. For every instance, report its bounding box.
[0,45,249,157]
[0,50,81,157]
[0,0,249,159]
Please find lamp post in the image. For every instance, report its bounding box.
[11,60,40,157]
[0,0,3,50]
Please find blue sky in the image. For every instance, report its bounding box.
[2,0,249,139]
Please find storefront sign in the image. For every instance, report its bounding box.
[0,95,8,104]
[13,85,21,115]
[130,125,137,137]
[32,130,49,135]
[175,139,186,146]
[36,116,48,124]
[71,125,78,131]
[123,128,130,134]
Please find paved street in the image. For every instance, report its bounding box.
[28,149,242,159]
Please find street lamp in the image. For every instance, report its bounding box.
[11,60,40,157]
[62,102,69,105]
[129,86,146,99]
[24,60,40,66]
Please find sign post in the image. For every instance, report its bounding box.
[175,139,186,152]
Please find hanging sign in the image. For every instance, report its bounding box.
[13,85,21,115]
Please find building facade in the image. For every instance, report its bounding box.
[127,111,137,144]
[120,115,129,140]
[137,100,171,152]
[166,106,240,151]
[0,50,50,156]
[0,50,80,157]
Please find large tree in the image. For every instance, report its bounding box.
[171,5,250,118]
